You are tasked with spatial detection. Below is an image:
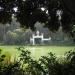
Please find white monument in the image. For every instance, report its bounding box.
[30,31,51,45]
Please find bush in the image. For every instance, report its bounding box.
[0,47,75,75]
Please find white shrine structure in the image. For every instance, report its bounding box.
[30,31,51,45]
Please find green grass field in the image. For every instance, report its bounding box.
[0,45,75,61]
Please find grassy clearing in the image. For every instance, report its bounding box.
[0,45,75,61]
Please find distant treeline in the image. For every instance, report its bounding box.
[0,21,75,45]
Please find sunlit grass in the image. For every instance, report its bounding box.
[0,45,75,61]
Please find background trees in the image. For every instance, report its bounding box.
[0,0,75,32]
[0,0,75,43]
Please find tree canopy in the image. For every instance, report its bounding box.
[0,0,75,32]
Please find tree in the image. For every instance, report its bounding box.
[62,0,75,15]
[0,0,75,33]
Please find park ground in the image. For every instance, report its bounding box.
[0,45,75,61]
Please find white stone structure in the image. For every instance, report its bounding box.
[30,31,51,45]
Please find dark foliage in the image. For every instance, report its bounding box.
[0,0,75,32]
[62,0,75,16]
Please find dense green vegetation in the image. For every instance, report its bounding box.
[0,0,75,74]
[0,0,75,43]
[0,0,75,33]
[0,47,75,75]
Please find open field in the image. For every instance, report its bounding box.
[0,45,75,61]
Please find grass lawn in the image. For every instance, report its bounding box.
[0,45,75,61]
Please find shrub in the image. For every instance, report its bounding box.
[0,47,75,75]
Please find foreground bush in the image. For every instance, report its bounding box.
[0,47,75,75]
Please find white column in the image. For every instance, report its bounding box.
[32,34,35,45]
[41,33,44,44]
[33,38,35,45]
